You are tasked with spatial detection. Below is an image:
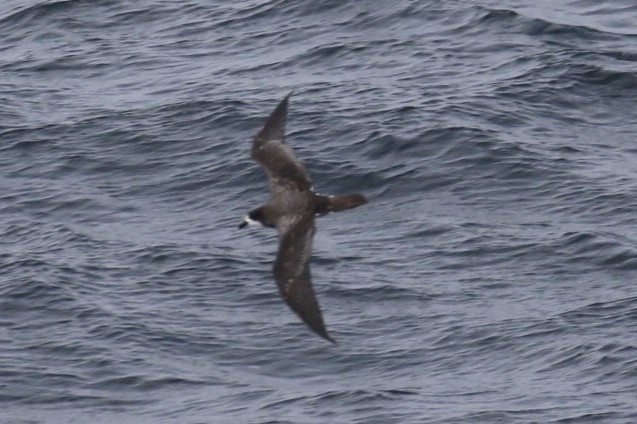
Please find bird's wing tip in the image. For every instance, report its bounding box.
[319,328,337,344]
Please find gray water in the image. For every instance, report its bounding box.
[1,1,636,423]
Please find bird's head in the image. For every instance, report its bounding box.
[239,206,274,229]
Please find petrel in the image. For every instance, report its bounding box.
[239,93,367,343]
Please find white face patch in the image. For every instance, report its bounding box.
[243,215,262,227]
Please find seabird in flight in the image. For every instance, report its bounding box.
[239,92,367,343]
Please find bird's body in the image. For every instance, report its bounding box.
[240,93,367,343]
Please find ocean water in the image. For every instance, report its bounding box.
[1,0,636,423]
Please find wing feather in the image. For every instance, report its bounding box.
[273,215,334,343]
[251,93,312,193]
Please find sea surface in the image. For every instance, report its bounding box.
[1,1,636,423]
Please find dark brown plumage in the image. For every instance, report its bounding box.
[240,93,367,343]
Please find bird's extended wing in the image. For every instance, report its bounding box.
[273,214,334,343]
[251,93,312,194]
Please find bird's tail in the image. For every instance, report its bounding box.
[314,193,367,215]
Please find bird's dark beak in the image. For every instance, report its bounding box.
[239,221,247,229]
